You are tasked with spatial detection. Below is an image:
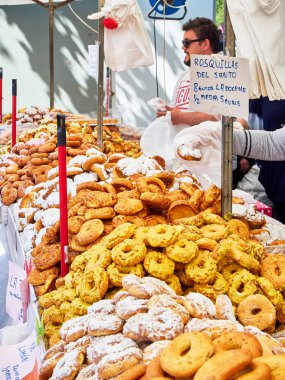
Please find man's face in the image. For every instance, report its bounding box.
[182,29,205,67]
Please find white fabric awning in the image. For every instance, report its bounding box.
[0,1,65,5]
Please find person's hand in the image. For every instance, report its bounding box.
[165,105,184,125]
[239,157,251,173]
[156,110,167,118]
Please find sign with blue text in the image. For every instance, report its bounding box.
[189,54,249,119]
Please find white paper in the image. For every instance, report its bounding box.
[88,44,99,80]
[6,261,27,324]
[190,54,249,119]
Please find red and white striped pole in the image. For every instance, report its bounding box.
[57,114,69,277]
[0,68,3,123]
[12,79,17,147]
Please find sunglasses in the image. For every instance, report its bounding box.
[182,38,205,48]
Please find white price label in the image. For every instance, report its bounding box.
[6,261,27,323]
[88,44,99,80]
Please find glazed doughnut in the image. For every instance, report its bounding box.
[97,347,143,379]
[194,349,253,380]
[228,270,257,304]
[227,219,250,240]
[183,292,216,319]
[50,350,84,380]
[160,332,214,377]
[143,251,175,280]
[142,307,184,341]
[213,332,262,358]
[112,239,147,266]
[189,189,205,213]
[185,251,217,284]
[115,295,148,320]
[228,247,260,273]
[164,274,183,295]
[104,223,136,249]
[260,254,285,290]
[146,225,182,248]
[234,361,271,380]
[200,224,227,241]
[215,294,236,322]
[140,192,170,209]
[257,276,283,306]
[153,171,175,188]
[146,177,166,193]
[237,294,276,331]
[107,263,144,287]
[79,267,109,304]
[111,178,135,191]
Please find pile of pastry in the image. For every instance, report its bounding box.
[32,218,285,346]
[39,273,285,380]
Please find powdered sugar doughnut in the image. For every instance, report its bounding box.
[112,291,130,304]
[76,364,98,380]
[88,314,124,336]
[184,318,240,339]
[122,275,158,299]
[142,341,170,365]
[147,294,190,324]
[177,144,202,161]
[215,294,236,322]
[64,336,93,355]
[59,315,89,343]
[88,299,116,316]
[86,334,137,365]
[73,172,98,184]
[123,313,149,341]
[97,347,143,379]
[115,296,148,320]
[50,350,84,380]
[183,292,216,319]
[40,352,65,380]
[143,307,184,342]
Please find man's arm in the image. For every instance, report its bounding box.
[165,106,218,126]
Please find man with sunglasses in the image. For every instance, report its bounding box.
[157,17,220,127]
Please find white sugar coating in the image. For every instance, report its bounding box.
[26,107,37,115]
[112,291,130,304]
[117,157,142,176]
[107,153,126,162]
[144,307,184,341]
[86,335,137,364]
[232,204,247,217]
[123,313,148,339]
[20,224,36,251]
[60,316,89,339]
[97,347,142,369]
[245,204,265,223]
[243,325,270,337]
[26,137,47,147]
[67,166,83,174]
[19,207,37,218]
[88,299,115,315]
[73,172,98,184]
[115,296,148,319]
[122,274,156,298]
[184,318,237,334]
[178,144,201,159]
[143,340,170,364]
[145,170,164,178]
[45,191,59,207]
[88,314,123,332]
[215,295,236,322]
[148,294,189,321]
[76,364,98,380]
[64,336,92,353]
[47,167,59,178]
[184,292,216,318]
[144,277,176,297]
[253,229,271,242]
[138,156,162,174]
[86,148,106,158]
[68,155,89,166]
[35,227,48,246]
[51,350,82,379]
[35,208,60,227]
[91,164,108,178]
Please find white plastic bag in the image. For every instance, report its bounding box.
[88,0,153,72]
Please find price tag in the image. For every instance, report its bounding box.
[190,54,249,119]
[0,327,39,380]
[6,261,27,323]
[88,43,99,80]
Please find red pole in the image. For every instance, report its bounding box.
[12,79,17,147]
[57,114,69,277]
[0,68,3,123]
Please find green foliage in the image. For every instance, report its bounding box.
[216,0,224,26]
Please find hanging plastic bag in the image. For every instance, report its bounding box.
[88,0,154,72]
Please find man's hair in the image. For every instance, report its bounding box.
[182,17,220,53]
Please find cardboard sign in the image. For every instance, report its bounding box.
[0,327,39,380]
[6,261,27,323]
[88,44,99,80]
[190,54,249,119]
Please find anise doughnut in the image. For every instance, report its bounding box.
[75,219,104,246]
[200,224,227,241]
[164,238,198,263]
[185,251,217,284]
[146,225,182,248]
[227,219,250,240]
[160,332,214,378]
[112,239,147,266]
[114,198,144,216]
[107,263,145,287]
[143,251,175,280]
[140,192,170,209]
[79,267,108,304]
[237,294,276,331]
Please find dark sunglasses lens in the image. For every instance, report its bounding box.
[182,40,190,48]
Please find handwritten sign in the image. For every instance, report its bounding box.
[6,261,27,323]
[20,279,30,323]
[0,326,39,380]
[190,54,249,119]
[88,44,99,80]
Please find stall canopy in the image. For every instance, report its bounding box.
[0,1,64,4]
